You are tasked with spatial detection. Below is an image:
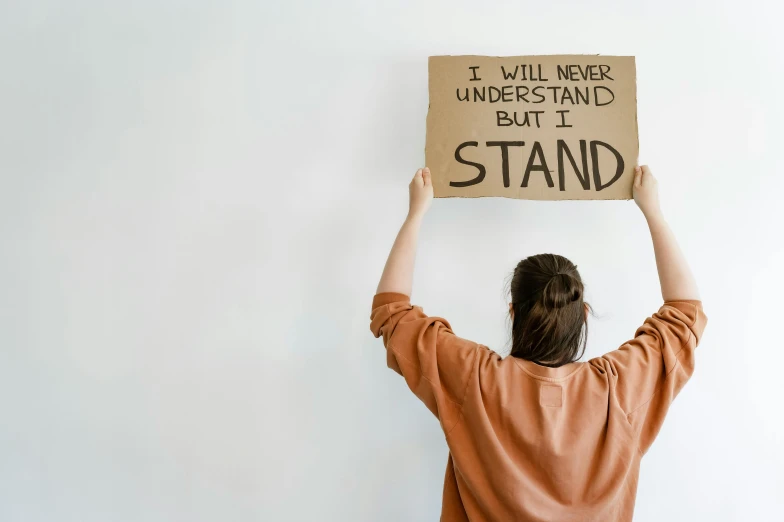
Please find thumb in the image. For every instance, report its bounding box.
[412,168,423,187]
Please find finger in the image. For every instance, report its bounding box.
[634,166,642,187]
[423,167,432,187]
[640,165,652,178]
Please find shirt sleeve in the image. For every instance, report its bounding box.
[592,300,708,455]
[369,292,480,432]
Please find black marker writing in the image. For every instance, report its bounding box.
[556,110,572,128]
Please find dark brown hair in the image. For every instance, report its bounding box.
[509,254,588,367]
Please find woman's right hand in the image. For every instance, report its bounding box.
[408,168,433,220]
[633,165,661,218]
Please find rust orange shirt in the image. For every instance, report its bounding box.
[370,292,707,522]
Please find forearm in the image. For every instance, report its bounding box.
[645,211,700,301]
[376,213,424,296]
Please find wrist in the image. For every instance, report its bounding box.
[406,210,426,223]
[644,208,665,225]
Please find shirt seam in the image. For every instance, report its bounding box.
[511,358,587,382]
[622,303,700,456]
[445,343,481,436]
[387,338,466,410]
[626,328,696,456]
[384,304,469,413]
[624,304,698,418]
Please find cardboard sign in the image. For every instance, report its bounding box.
[426,55,638,200]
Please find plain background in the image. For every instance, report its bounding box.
[1,1,783,521]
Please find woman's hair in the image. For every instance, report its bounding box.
[508,253,589,367]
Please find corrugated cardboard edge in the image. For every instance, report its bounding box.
[632,55,640,178]
[432,193,631,200]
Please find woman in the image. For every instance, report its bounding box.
[370,166,707,521]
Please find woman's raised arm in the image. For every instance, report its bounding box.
[634,165,700,302]
[376,168,434,295]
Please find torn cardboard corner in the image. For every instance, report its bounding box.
[425,55,639,201]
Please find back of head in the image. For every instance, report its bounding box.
[509,254,588,367]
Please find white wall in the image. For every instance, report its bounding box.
[1,1,782,521]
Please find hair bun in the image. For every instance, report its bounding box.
[542,272,582,309]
